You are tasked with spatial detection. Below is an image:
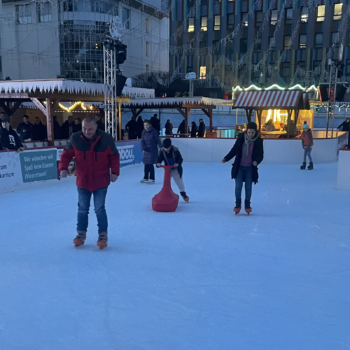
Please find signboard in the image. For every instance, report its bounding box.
[0,151,23,189]
[116,140,143,167]
[19,149,58,183]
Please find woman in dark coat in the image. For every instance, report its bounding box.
[190,121,197,137]
[165,119,173,136]
[136,116,144,139]
[222,122,264,214]
[141,120,162,183]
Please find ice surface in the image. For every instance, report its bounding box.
[0,163,349,350]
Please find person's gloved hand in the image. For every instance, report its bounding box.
[60,170,68,178]
[110,173,118,182]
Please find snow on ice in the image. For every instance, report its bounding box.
[0,163,349,350]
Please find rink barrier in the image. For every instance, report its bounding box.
[337,149,350,190]
[0,140,143,191]
[160,135,347,164]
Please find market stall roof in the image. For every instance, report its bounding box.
[121,97,233,109]
[233,90,306,110]
[0,79,154,101]
[303,93,310,110]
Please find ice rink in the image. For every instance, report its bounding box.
[0,162,349,350]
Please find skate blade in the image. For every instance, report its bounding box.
[233,208,241,215]
[97,242,108,250]
[73,240,85,248]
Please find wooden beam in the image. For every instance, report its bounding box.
[9,101,22,116]
[30,98,47,115]
[185,107,191,136]
[176,107,186,118]
[118,103,122,141]
[0,101,11,116]
[201,108,210,118]
[46,98,54,146]
[256,110,262,131]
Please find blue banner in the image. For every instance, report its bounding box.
[116,140,143,167]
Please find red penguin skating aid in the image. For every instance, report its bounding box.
[152,165,179,212]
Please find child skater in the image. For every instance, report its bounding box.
[300,123,314,170]
[156,138,189,202]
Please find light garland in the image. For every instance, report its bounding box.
[59,101,85,112]
[232,84,318,93]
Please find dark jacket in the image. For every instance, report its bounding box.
[141,126,162,164]
[151,117,161,134]
[61,121,74,139]
[223,133,264,184]
[59,130,120,192]
[17,122,33,141]
[190,124,198,138]
[198,122,206,137]
[136,117,144,138]
[125,119,138,139]
[97,120,105,131]
[177,120,186,135]
[301,129,314,148]
[338,120,350,131]
[72,123,82,133]
[165,122,173,135]
[157,146,184,178]
[32,122,47,141]
[1,128,23,150]
[54,120,61,139]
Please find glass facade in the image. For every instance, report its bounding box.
[59,0,119,83]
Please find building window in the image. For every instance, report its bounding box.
[16,4,32,24]
[122,8,130,29]
[146,42,149,56]
[315,33,323,48]
[200,66,206,79]
[242,13,248,27]
[255,38,261,52]
[284,35,291,49]
[334,4,342,21]
[298,61,305,69]
[285,8,293,25]
[271,10,278,25]
[269,36,276,50]
[227,14,234,30]
[346,59,350,76]
[282,62,290,79]
[145,18,149,33]
[201,16,207,31]
[214,15,220,31]
[255,11,263,26]
[299,34,306,49]
[188,18,194,32]
[38,2,52,23]
[301,7,308,23]
[240,38,247,52]
[313,60,321,70]
[317,5,325,22]
[332,32,340,47]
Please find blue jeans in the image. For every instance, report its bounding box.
[235,166,253,202]
[303,147,313,163]
[77,187,108,233]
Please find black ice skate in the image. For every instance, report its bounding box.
[300,162,306,170]
[180,191,189,202]
[308,162,313,170]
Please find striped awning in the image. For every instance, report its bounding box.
[233,90,304,110]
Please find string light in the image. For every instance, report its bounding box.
[232,84,318,93]
[59,101,84,112]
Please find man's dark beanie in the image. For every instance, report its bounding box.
[163,138,172,148]
[247,122,258,131]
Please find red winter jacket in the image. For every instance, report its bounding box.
[59,130,120,192]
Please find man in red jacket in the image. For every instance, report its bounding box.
[59,117,120,249]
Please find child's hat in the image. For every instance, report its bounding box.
[302,123,309,129]
[163,138,172,148]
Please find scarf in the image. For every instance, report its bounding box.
[243,132,259,157]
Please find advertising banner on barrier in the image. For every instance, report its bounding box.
[116,140,143,167]
[0,151,23,189]
[19,149,58,183]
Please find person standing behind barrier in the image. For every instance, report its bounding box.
[136,116,144,139]
[61,115,74,139]
[59,117,120,250]
[337,118,350,132]
[1,117,24,152]
[125,116,138,140]
[177,120,186,137]
[151,114,161,135]
[300,123,314,170]
[17,115,33,142]
[165,119,173,136]
[141,120,162,184]
[222,122,264,215]
[190,121,198,137]
[32,117,47,141]
[198,119,206,138]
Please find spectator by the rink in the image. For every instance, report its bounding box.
[337,118,350,132]
[53,116,62,139]
[32,117,47,141]
[72,118,82,133]
[165,119,173,136]
[177,120,186,137]
[61,115,74,139]
[190,121,198,138]
[150,114,161,135]
[136,116,144,139]
[198,119,206,138]
[125,116,138,140]
[17,115,33,142]
[95,115,105,131]
[1,117,24,152]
